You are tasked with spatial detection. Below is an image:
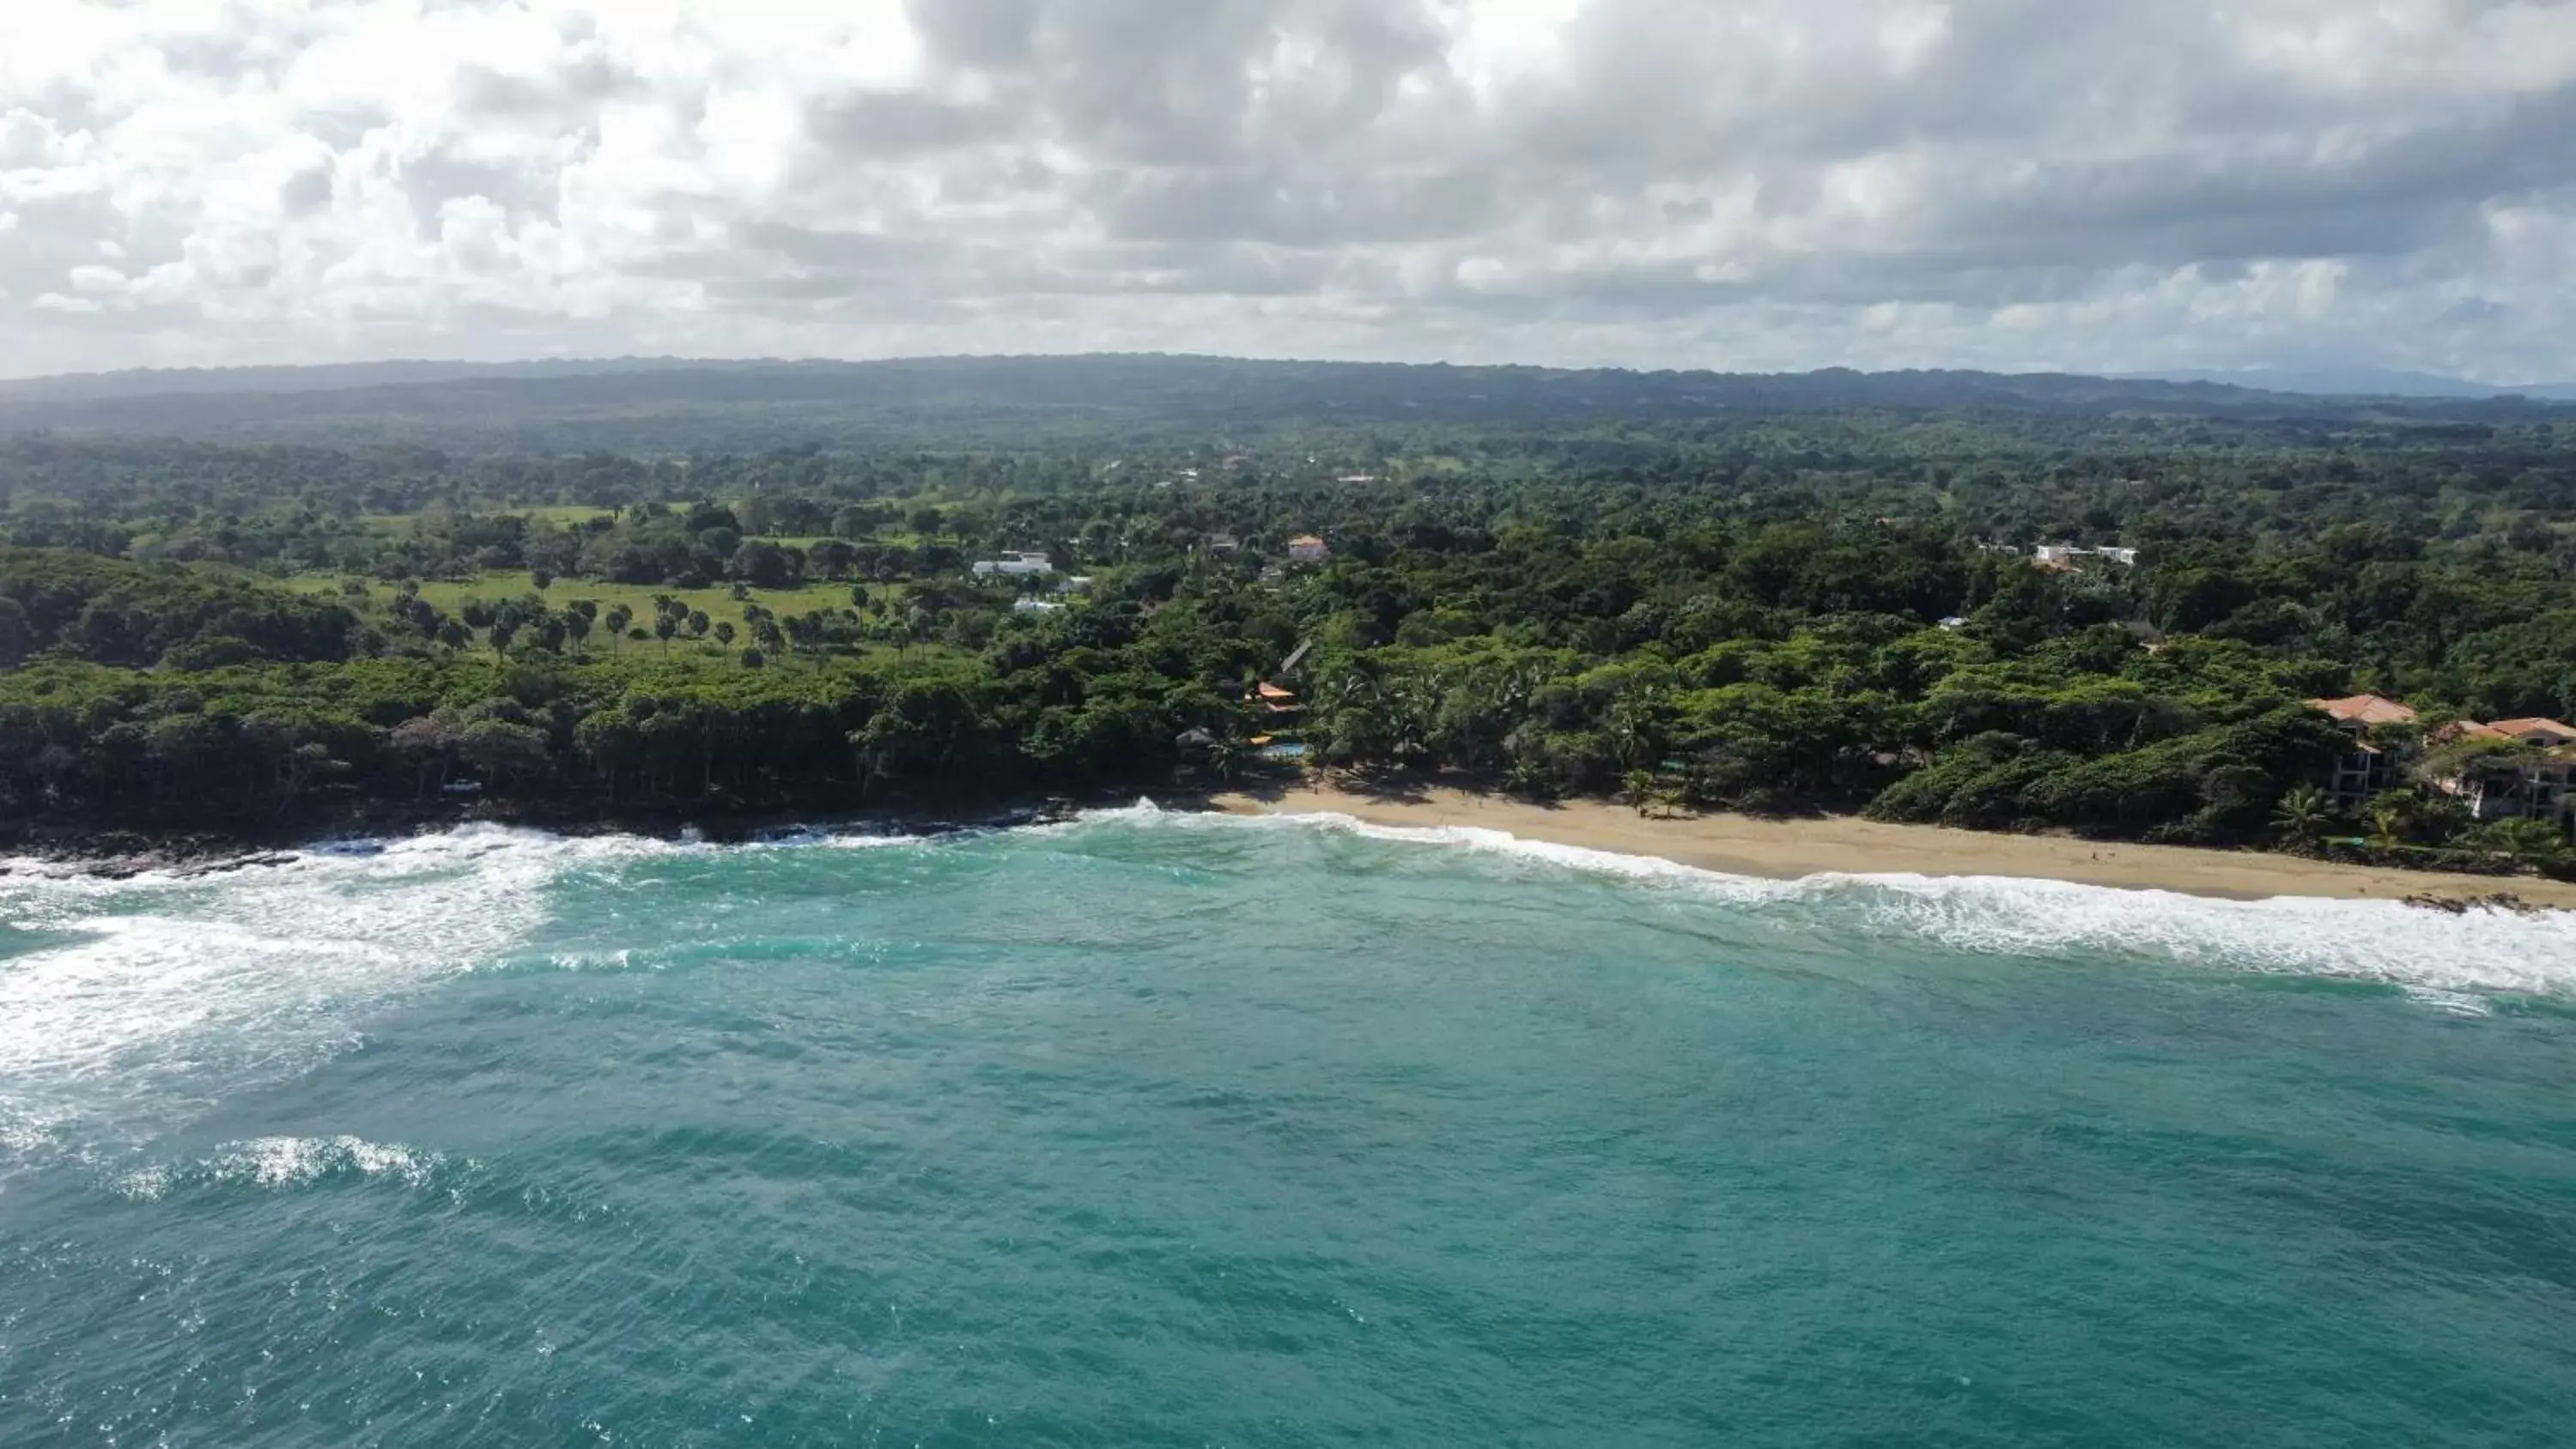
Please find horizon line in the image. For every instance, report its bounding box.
[3,350,2566,395]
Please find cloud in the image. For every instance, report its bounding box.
[3,0,2574,380]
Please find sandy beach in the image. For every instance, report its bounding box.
[1210,783,2576,908]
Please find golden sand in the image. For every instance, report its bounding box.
[1209,783,2576,908]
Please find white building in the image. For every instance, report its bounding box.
[972,551,1054,578]
[2429,718,2576,828]
[2034,543,2138,569]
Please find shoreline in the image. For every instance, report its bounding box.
[1207,783,2576,909]
[0,791,1081,880]
[10,779,2573,910]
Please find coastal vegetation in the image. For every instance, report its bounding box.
[3,357,2575,873]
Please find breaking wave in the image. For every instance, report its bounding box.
[0,827,649,1155]
[6,806,2572,1173]
[114,1134,454,1200]
[1059,803,2576,999]
[0,822,944,1160]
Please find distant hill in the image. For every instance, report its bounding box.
[2,354,2567,452]
[0,357,758,403]
[2121,367,2576,402]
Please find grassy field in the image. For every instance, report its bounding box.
[342,505,958,561]
[285,572,884,626]
[281,572,963,671]
[354,506,623,537]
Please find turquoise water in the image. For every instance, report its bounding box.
[3,807,2574,1446]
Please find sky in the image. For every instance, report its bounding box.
[4,0,2576,381]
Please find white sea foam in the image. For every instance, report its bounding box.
[114,1135,448,1200]
[1062,803,2576,1000]
[746,825,929,851]
[1816,871,2576,996]
[0,818,963,1161]
[0,825,674,1155]
[1060,800,1797,900]
[2400,985,2495,1018]
[4,806,2567,1166]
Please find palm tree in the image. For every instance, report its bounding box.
[1607,688,1668,772]
[2270,785,2332,846]
[2366,798,2410,851]
[1206,735,1246,785]
[1623,768,1659,818]
[2482,815,2569,865]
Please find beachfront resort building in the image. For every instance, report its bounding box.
[2309,694,2419,809]
[2483,718,2576,748]
[2424,717,2576,828]
[2307,694,2576,831]
[2431,747,2576,827]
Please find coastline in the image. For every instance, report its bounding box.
[12,778,2572,910]
[0,790,1072,879]
[1207,782,2576,909]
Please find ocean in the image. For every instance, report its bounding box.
[3,806,2573,1446]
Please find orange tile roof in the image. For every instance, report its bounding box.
[2484,718,2576,742]
[2307,694,2418,726]
[1255,682,1297,700]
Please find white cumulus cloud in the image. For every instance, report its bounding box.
[3,0,2574,379]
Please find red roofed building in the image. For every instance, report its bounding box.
[2308,695,2419,808]
[2427,717,2576,831]
[2308,694,2420,729]
[2482,718,2576,747]
[2303,696,2576,834]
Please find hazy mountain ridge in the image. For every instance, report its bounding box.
[2,355,2567,450]
[2120,367,2576,401]
[0,357,771,403]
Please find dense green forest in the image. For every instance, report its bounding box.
[5,356,2576,870]
[7,353,2567,452]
